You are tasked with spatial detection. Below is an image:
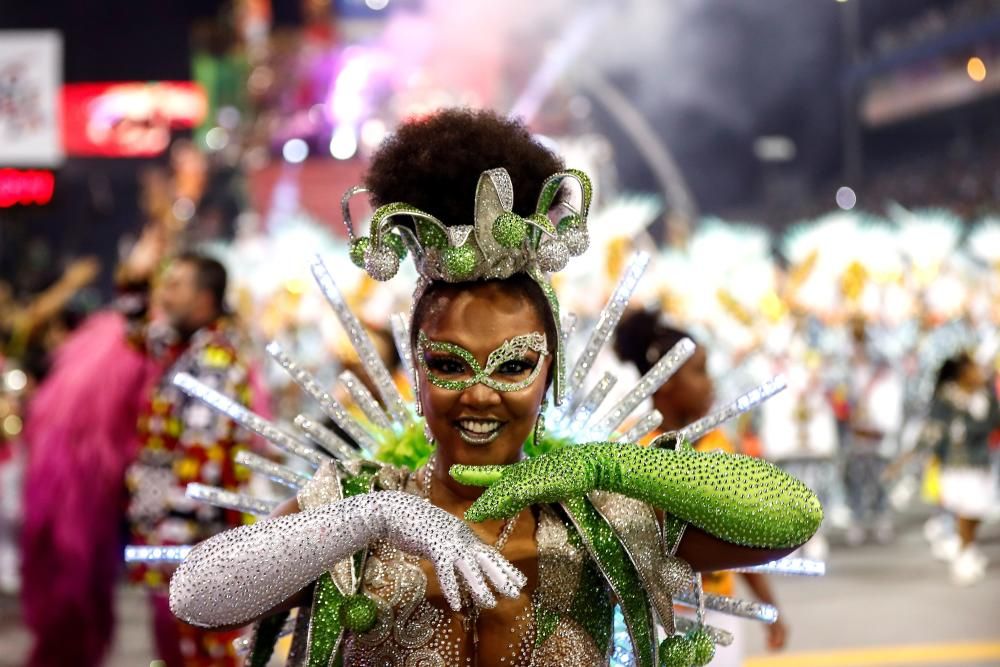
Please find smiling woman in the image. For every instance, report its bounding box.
[162,108,823,667]
[415,278,554,461]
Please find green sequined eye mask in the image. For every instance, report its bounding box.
[417,330,549,393]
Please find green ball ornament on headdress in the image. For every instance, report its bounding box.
[349,237,370,269]
[384,233,408,260]
[443,244,478,281]
[656,629,717,667]
[492,211,529,248]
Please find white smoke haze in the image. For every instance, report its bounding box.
[372,0,842,212]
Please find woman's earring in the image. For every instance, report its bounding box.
[424,422,434,444]
[413,375,423,416]
[533,400,548,444]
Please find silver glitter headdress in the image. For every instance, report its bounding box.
[343,168,593,283]
[342,167,592,406]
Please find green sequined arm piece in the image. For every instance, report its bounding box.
[453,443,822,549]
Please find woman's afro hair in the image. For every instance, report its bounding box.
[365,108,564,227]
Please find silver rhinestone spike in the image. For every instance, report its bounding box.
[618,409,663,443]
[124,544,192,564]
[731,557,826,577]
[172,372,324,467]
[694,572,706,625]
[310,255,409,425]
[293,414,363,461]
[560,311,578,355]
[674,616,734,647]
[265,342,380,455]
[593,338,694,437]
[554,252,650,419]
[390,313,416,389]
[186,483,279,516]
[234,450,310,490]
[338,370,392,430]
[676,590,778,624]
[560,371,618,435]
[677,375,787,445]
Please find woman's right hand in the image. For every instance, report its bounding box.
[378,491,527,610]
[170,490,525,628]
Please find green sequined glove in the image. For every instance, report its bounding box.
[452,443,822,549]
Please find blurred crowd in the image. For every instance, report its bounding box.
[0,3,997,664]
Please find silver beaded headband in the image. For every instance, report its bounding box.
[342,167,593,405]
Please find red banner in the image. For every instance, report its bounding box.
[62,81,207,157]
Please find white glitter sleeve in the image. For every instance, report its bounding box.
[169,490,527,628]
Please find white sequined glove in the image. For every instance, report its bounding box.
[169,490,527,628]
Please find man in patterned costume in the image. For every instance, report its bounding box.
[126,252,255,667]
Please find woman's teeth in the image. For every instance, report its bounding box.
[458,419,502,434]
[455,419,505,444]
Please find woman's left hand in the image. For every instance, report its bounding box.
[452,443,823,550]
[451,447,599,522]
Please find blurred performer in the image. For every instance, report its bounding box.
[124,251,258,667]
[0,256,100,368]
[21,305,160,665]
[839,318,903,545]
[615,310,788,666]
[758,327,839,561]
[913,353,998,585]
[21,237,260,667]
[1,257,99,594]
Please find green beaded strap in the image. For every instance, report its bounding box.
[304,469,378,667]
[306,574,347,667]
[533,506,614,655]
[568,545,616,654]
[589,491,694,636]
[528,266,566,402]
[561,496,657,667]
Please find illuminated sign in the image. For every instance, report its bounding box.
[0,31,63,167]
[0,169,54,207]
[62,81,207,157]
